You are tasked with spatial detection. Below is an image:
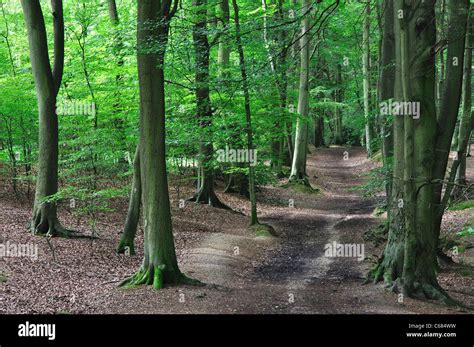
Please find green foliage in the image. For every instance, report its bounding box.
[448,199,474,211]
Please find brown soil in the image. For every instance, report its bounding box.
[0,146,473,314]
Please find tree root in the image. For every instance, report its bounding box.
[187,190,231,210]
[367,261,464,307]
[119,265,204,290]
[29,215,97,239]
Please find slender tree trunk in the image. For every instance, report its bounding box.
[189,0,228,209]
[452,12,473,199]
[378,0,395,200]
[289,0,311,185]
[334,63,343,145]
[232,0,259,225]
[117,145,141,255]
[363,1,374,157]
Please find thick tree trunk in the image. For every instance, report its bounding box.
[289,0,311,185]
[121,0,198,289]
[371,0,454,303]
[22,0,71,237]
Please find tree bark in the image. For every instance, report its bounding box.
[117,145,141,255]
[22,0,70,237]
[121,0,197,289]
[232,0,259,225]
[189,0,228,209]
[452,12,473,199]
[363,1,374,157]
[371,0,455,303]
[432,0,469,245]
[289,0,311,185]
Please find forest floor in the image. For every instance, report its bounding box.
[0,146,473,314]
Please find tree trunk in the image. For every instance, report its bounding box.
[289,0,311,185]
[378,0,395,200]
[432,0,469,244]
[22,0,70,237]
[189,0,228,209]
[122,0,197,289]
[363,1,374,157]
[452,12,473,199]
[117,145,141,255]
[333,64,343,145]
[232,0,259,225]
[371,0,454,303]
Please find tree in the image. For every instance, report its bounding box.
[21,0,73,237]
[452,12,473,199]
[362,0,374,157]
[377,0,395,200]
[117,145,141,255]
[370,0,456,303]
[188,0,228,209]
[121,0,198,288]
[289,0,311,186]
[432,0,469,248]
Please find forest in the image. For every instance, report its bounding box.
[0,0,473,324]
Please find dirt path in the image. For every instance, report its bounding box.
[1,146,472,314]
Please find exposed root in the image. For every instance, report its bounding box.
[29,215,96,239]
[119,265,204,290]
[187,190,232,210]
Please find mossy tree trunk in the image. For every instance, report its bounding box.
[122,0,196,289]
[371,0,455,303]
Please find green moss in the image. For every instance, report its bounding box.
[449,199,474,211]
[250,223,277,238]
[0,272,7,283]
